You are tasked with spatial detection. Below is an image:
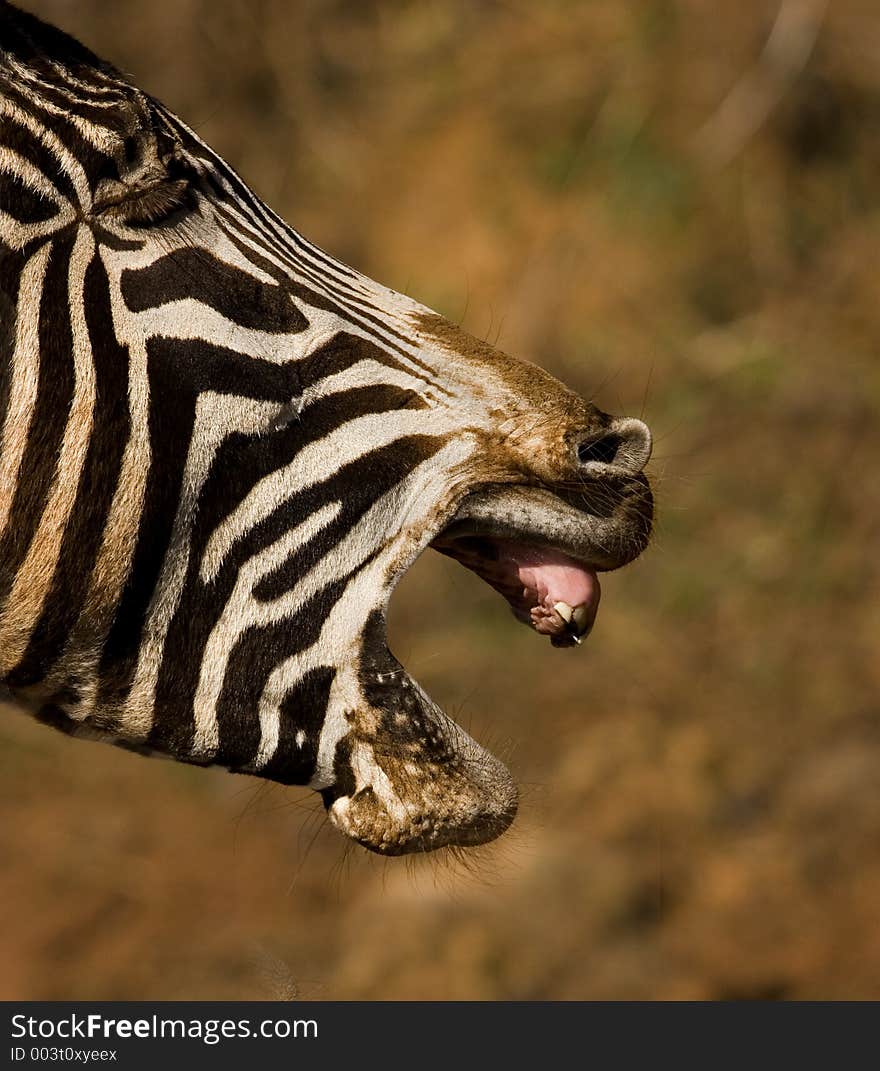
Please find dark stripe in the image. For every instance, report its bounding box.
[104,332,386,717]
[94,335,302,708]
[198,169,300,266]
[147,412,442,760]
[8,250,131,686]
[194,386,435,587]
[212,201,360,302]
[143,334,304,398]
[93,359,198,703]
[211,568,369,770]
[0,169,59,223]
[0,81,119,202]
[142,377,420,746]
[90,225,145,251]
[231,224,423,351]
[301,329,426,387]
[120,247,309,334]
[217,211,421,354]
[260,666,336,784]
[252,425,434,602]
[157,106,360,282]
[24,70,129,104]
[16,77,137,139]
[284,261,446,384]
[0,233,75,613]
[217,218,436,376]
[0,111,79,204]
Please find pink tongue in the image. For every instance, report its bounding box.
[498,543,600,611]
[433,534,602,645]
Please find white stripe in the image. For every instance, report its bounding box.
[201,405,452,582]
[249,439,470,778]
[192,500,341,757]
[0,148,64,205]
[0,243,50,539]
[0,92,91,206]
[123,391,291,732]
[128,299,333,363]
[67,247,154,724]
[0,227,97,671]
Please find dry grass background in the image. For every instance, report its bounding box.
[2,0,879,999]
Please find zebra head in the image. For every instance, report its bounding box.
[0,3,653,855]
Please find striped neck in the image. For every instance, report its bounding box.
[0,3,653,855]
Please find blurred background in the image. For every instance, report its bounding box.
[2,0,879,999]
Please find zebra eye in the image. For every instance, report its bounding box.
[107,178,193,227]
[576,433,621,466]
[94,151,197,228]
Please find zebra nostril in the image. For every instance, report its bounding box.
[577,433,621,466]
[577,418,652,474]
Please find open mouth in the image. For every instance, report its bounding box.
[324,443,653,857]
[432,535,601,647]
[430,476,653,648]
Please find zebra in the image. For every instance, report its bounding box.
[0,2,653,855]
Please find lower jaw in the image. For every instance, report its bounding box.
[327,792,519,856]
[321,733,520,856]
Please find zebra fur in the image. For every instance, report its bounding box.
[0,2,653,854]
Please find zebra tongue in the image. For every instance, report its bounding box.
[497,542,601,643]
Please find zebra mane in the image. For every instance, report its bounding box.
[2,3,109,69]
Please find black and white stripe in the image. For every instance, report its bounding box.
[1,3,654,854]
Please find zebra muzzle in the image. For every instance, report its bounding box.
[321,724,518,856]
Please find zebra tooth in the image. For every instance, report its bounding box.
[553,601,574,624]
[572,605,590,632]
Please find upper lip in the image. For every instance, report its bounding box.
[431,476,653,574]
